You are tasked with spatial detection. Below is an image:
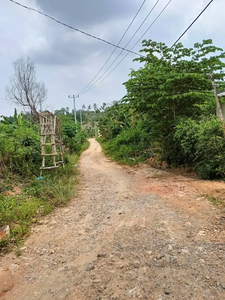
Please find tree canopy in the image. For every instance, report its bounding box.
[98,39,225,179]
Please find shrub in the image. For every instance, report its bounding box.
[175,116,225,179]
[0,123,41,178]
[100,122,152,164]
[61,122,87,153]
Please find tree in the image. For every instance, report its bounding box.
[97,39,225,179]
[100,103,107,111]
[193,39,225,135]
[93,103,98,111]
[55,108,66,116]
[82,104,86,110]
[122,39,225,164]
[98,101,131,140]
[6,57,47,120]
[88,105,92,110]
[123,40,223,141]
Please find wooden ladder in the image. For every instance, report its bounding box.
[39,112,64,170]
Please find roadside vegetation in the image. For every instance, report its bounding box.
[98,39,225,180]
[2,38,225,252]
[0,109,89,253]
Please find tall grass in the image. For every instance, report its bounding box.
[0,140,89,253]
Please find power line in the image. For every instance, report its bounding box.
[107,0,214,101]
[78,0,147,94]
[171,0,214,47]
[80,0,161,95]
[8,0,141,57]
[81,0,172,95]
[127,0,172,53]
[80,0,162,95]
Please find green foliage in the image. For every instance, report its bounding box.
[55,105,103,138]
[61,121,87,153]
[0,121,41,177]
[99,39,225,179]
[175,117,225,179]
[98,101,131,140]
[99,106,152,164]
[0,193,52,252]
[0,144,89,253]
[0,108,89,253]
[123,39,220,145]
[1,109,23,126]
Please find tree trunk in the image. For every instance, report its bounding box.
[210,74,225,137]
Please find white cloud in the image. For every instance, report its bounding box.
[1,0,225,116]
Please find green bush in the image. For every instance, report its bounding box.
[100,122,152,164]
[175,116,225,179]
[0,112,89,253]
[61,122,87,153]
[0,123,41,178]
[0,148,90,253]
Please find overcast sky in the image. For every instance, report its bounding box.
[1,0,224,116]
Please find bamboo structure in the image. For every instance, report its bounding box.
[39,112,64,169]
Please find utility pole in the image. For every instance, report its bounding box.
[80,109,82,128]
[68,94,79,124]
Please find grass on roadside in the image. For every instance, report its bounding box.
[205,194,225,208]
[0,140,89,253]
[97,137,147,166]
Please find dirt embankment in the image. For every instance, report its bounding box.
[0,139,225,300]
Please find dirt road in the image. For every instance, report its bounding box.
[1,139,225,300]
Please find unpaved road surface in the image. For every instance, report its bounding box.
[1,139,225,300]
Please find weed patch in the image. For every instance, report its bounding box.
[0,140,90,253]
[205,195,225,208]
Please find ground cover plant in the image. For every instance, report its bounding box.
[0,110,89,253]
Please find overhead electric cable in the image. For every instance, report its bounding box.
[171,0,214,47]
[108,0,214,101]
[8,0,141,56]
[80,0,161,95]
[78,0,147,94]
[80,0,172,95]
